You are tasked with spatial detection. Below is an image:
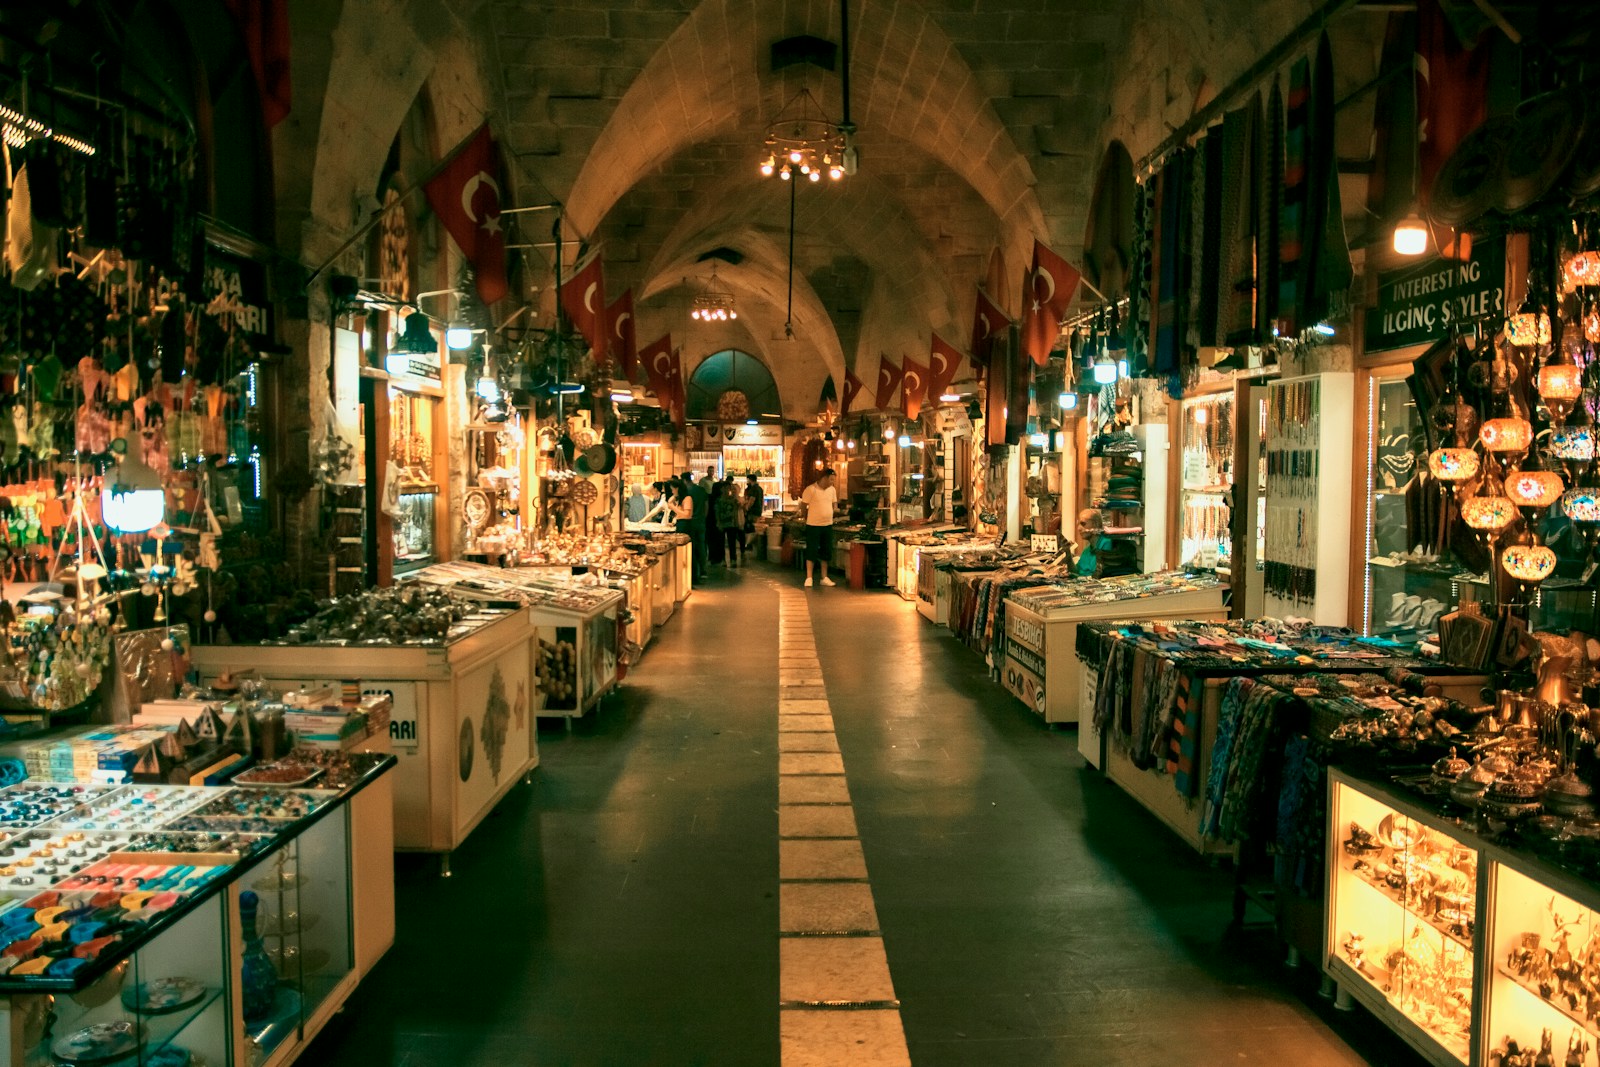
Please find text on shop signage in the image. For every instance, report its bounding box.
[1364,241,1505,353]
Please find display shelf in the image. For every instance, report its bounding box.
[1266,372,1354,625]
[1326,771,1476,1066]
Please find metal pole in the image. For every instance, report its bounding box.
[785,176,797,337]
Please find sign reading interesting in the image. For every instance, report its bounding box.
[1364,241,1505,353]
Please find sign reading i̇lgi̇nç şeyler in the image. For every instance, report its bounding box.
[1363,239,1506,354]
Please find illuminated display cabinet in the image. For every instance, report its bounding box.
[1326,769,1600,1066]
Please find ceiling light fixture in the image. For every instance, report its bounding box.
[690,265,738,322]
[760,89,847,182]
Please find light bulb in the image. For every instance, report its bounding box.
[446,326,474,350]
[884,427,895,440]
[1092,357,1117,385]
[730,311,737,319]
[1393,213,1429,256]
[829,167,842,180]
[1059,392,1077,410]
[790,150,802,163]
[780,169,791,181]
[898,435,911,447]
[809,170,821,182]
[1194,405,1208,425]
[760,161,774,177]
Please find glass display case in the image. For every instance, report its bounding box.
[1362,374,1454,638]
[390,387,440,574]
[895,437,944,525]
[1326,769,1476,1065]
[1178,393,1235,571]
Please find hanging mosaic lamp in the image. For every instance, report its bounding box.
[1427,447,1479,482]
[1561,486,1600,524]
[1506,467,1566,512]
[1501,541,1558,584]
[1507,310,1552,347]
[1538,347,1584,426]
[1479,416,1533,459]
[1564,251,1600,291]
[1460,470,1517,537]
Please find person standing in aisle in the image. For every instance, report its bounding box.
[716,474,745,567]
[742,473,763,558]
[799,467,838,588]
[707,478,727,567]
[625,483,650,523]
[681,470,709,580]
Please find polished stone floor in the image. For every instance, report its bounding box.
[300,562,1424,1066]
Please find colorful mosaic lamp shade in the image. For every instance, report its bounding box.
[1506,469,1566,510]
[1460,492,1518,532]
[1565,251,1600,290]
[1480,417,1533,454]
[1502,542,1558,583]
[1427,448,1480,482]
[1561,487,1600,524]
[1539,361,1584,402]
[1507,312,1552,347]
[1552,426,1597,462]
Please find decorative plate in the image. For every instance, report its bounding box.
[52,1020,140,1064]
[122,976,208,1015]
[463,489,492,531]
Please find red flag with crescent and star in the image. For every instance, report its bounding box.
[971,288,1007,371]
[559,252,607,358]
[876,355,904,412]
[1020,239,1081,367]
[607,290,638,379]
[422,124,509,305]
[901,355,928,420]
[640,331,674,407]
[929,333,964,401]
[841,369,864,418]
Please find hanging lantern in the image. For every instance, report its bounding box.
[1501,542,1558,584]
[1507,311,1552,347]
[1427,448,1479,482]
[1585,304,1600,344]
[1552,425,1596,461]
[1561,486,1600,524]
[1564,251,1600,290]
[1460,492,1517,533]
[1479,417,1533,459]
[1506,468,1566,511]
[1538,351,1585,426]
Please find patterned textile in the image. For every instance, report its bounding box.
[1169,670,1203,796]
[1224,95,1261,348]
[1258,79,1284,344]
[1214,107,1247,350]
[1275,734,1331,894]
[1152,155,1186,379]
[1202,678,1253,838]
[1187,135,1207,353]
[1213,683,1289,843]
[1277,56,1310,337]
[1304,31,1352,328]
[1199,133,1224,347]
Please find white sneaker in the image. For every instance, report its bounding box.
[821,577,836,587]
[804,576,813,587]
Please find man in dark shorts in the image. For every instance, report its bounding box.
[799,467,838,588]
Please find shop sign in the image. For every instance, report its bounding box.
[204,243,273,342]
[1008,612,1045,656]
[363,682,420,751]
[1030,534,1060,554]
[385,351,442,382]
[703,423,783,445]
[1364,241,1505,353]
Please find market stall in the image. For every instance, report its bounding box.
[1001,572,1228,724]
[0,754,396,1067]
[191,583,541,867]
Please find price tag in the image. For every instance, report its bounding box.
[1031,534,1060,553]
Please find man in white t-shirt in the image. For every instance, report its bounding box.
[799,467,838,588]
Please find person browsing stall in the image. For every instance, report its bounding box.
[1071,508,1117,578]
[799,467,839,588]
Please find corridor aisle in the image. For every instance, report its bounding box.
[299,567,1422,1067]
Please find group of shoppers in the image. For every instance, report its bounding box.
[632,469,763,580]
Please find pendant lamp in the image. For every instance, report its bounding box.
[101,454,166,535]
[1538,343,1584,426]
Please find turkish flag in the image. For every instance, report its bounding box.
[1418,0,1489,210]
[929,333,964,401]
[902,355,928,420]
[1020,239,1081,366]
[422,124,509,305]
[841,369,864,418]
[559,252,607,358]
[225,0,291,127]
[972,288,1007,370]
[640,332,675,408]
[663,346,686,428]
[876,355,904,412]
[607,290,638,379]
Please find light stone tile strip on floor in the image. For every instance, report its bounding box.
[776,592,912,1067]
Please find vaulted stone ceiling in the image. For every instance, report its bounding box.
[479,0,1340,417]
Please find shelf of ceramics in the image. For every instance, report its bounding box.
[191,609,539,856]
[1326,770,1478,1066]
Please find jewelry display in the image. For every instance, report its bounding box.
[1180,393,1234,569]
[1265,377,1321,607]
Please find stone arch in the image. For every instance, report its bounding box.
[684,350,782,422]
[564,0,1045,278]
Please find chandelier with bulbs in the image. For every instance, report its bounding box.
[690,266,738,322]
[759,89,847,183]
